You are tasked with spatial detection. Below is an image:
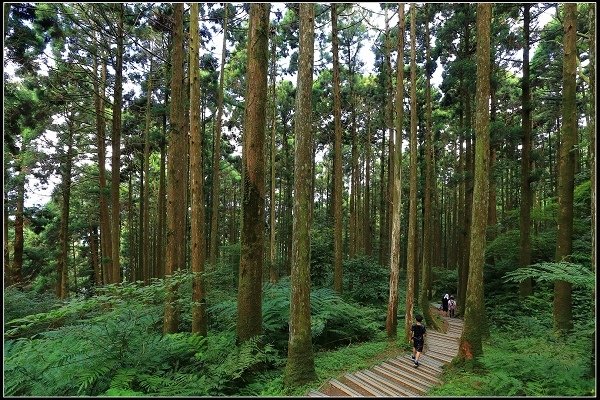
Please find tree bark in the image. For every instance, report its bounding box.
[236,3,270,343]
[387,2,404,340]
[164,3,186,334]
[519,4,533,297]
[284,3,317,387]
[404,3,418,343]
[210,5,228,267]
[553,3,577,334]
[331,3,343,294]
[420,3,436,326]
[458,3,491,360]
[57,117,74,299]
[110,3,124,284]
[269,18,278,283]
[189,3,207,336]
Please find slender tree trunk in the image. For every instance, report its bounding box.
[588,2,596,376]
[11,163,25,286]
[553,3,577,334]
[57,118,74,299]
[142,53,153,286]
[386,2,404,339]
[284,3,317,387]
[190,3,207,336]
[128,175,135,281]
[210,5,228,267]
[384,7,394,269]
[332,3,343,294]
[89,225,101,285]
[420,4,435,326]
[157,76,168,280]
[236,3,270,342]
[94,52,112,285]
[404,3,418,342]
[164,3,186,334]
[364,110,372,256]
[110,3,124,284]
[269,19,278,283]
[519,4,533,297]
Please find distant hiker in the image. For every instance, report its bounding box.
[448,295,456,318]
[410,315,427,368]
[442,293,449,316]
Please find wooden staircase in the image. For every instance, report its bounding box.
[308,316,463,397]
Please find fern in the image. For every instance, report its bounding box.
[503,261,594,289]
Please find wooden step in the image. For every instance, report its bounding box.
[425,349,454,363]
[398,355,443,372]
[394,356,442,375]
[379,361,441,386]
[425,346,457,359]
[329,378,363,397]
[344,372,391,396]
[361,369,423,396]
[353,370,410,396]
[372,364,431,393]
[307,390,329,397]
[424,340,458,352]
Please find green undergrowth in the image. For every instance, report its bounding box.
[239,330,411,397]
[428,290,595,397]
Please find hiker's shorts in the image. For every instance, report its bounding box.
[413,338,424,352]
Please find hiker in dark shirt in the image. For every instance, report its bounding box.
[410,315,426,367]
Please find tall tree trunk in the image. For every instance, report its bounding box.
[110,3,124,284]
[420,3,435,326]
[387,2,404,339]
[142,53,153,285]
[519,4,533,297]
[210,5,228,267]
[157,65,168,280]
[404,3,418,342]
[190,3,207,336]
[284,3,317,387]
[331,3,343,294]
[363,110,372,256]
[236,3,270,343]
[11,163,25,287]
[57,117,74,299]
[95,52,112,285]
[89,225,101,285]
[588,2,595,376]
[269,18,278,283]
[164,3,186,334]
[128,175,135,281]
[553,3,577,334]
[384,7,394,268]
[459,3,491,360]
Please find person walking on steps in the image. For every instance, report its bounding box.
[448,295,456,318]
[410,315,426,368]
[442,293,449,317]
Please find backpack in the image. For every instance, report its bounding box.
[448,299,456,309]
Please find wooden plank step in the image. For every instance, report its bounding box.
[379,361,441,386]
[362,369,423,396]
[353,370,410,397]
[398,355,443,372]
[427,332,460,341]
[425,338,459,349]
[329,378,363,397]
[372,365,431,393]
[425,346,457,359]
[425,349,454,363]
[420,353,448,367]
[344,372,390,397]
[308,390,329,397]
[394,356,442,374]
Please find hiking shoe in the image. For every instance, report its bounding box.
[411,355,415,360]
[414,361,419,368]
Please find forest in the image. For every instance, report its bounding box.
[3,2,596,397]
